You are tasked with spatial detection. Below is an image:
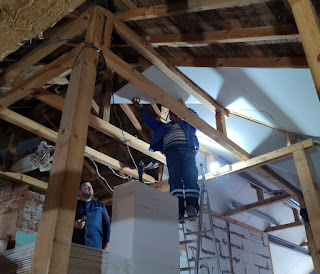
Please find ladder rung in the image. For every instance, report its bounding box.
[180,266,195,271]
[179,239,197,245]
[185,229,211,236]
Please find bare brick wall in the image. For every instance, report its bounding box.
[0,178,44,240]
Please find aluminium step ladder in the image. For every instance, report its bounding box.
[179,164,222,274]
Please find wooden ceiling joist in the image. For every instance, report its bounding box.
[140,57,309,68]
[0,11,89,87]
[0,47,78,112]
[101,8,228,117]
[116,0,268,22]
[148,24,300,46]
[0,170,48,191]
[31,88,166,164]
[226,193,292,216]
[0,108,155,182]
[265,221,303,232]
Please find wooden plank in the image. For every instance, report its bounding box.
[97,44,250,160]
[0,171,48,190]
[120,104,150,142]
[165,57,308,68]
[148,24,299,46]
[226,193,292,216]
[288,0,320,100]
[293,148,320,268]
[0,47,77,112]
[0,0,86,59]
[0,108,155,182]
[0,13,88,87]
[151,103,162,117]
[265,221,303,232]
[293,208,300,222]
[116,0,268,22]
[101,8,229,117]
[31,89,166,164]
[205,139,314,178]
[2,130,20,170]
[215,109,227,135]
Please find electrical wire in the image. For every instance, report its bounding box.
[88,156,114,193]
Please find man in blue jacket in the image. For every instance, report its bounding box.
[132,98,200,220]
[72,181,111,250]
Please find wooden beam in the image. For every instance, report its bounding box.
[148,24,299,46]
[293,148,320,267]
[0,0,86,59]
[165,57,308,68]
[120,104,151,142]
[97,44,250,160]
[265,221,303,232]
[116,0,268,22]
[288,0,320,100]
[151,103,162,117]
[0,13,88,87]
[205,139,313,177]
[101,8,228,117]
[0,47,77,112]
[31,89,166,164]
[215,109,227,135]
[0,170,48,190]
[160,106,169,122]
[226,193,291,216]
[0,108,155,182]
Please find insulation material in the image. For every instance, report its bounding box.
[0,0,86,60]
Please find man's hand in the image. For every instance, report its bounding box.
[74,219,85,229]
[104,242,110,252]
[132,97,142,110]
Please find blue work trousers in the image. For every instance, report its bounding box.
[165,147,200,215]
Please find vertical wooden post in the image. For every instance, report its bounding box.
[2,130,20,170]
[293,148,320,271]
[215,109,227,135]
[288,0,320,100]
[31,8,105,274]
[286,133,320,271]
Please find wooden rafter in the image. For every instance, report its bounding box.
[132,56,308,68]
[31,88,166,164]
[116,0,268,22]
[148,24,299,46]
[101,8,229,117]
[226,193,292,216]
[120,104,151,142]
[0,47,78,112]
[0,108,155,182]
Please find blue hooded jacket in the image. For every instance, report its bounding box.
[140,107,199,154]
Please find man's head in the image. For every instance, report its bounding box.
[79,181,94,201]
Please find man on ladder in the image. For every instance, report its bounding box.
[132,98,200,219]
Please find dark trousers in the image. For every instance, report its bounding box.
[165,147,200,215]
